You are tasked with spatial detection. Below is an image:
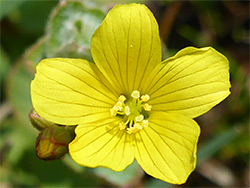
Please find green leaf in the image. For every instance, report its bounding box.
[197,127,240,166]
[7,61,34,125]
[8,1,58,34]
[18,150,99,187]
[24,37,47,74]
[145,178,172,188]
[46,1,105,62]
[0,117,98,187]
[0,46,10,85]
[95,160,143,186]
[0,0,26,19]
[0,118,36,165]
[7,37,46,125]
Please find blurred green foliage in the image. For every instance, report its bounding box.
[0,0,249,187]
[46,1,105,61]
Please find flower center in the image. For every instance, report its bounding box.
[110,90,152,134]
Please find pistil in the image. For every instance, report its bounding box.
[110,90,152,134]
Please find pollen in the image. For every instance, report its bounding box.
[141,120,148,128]
[118,95,126,102]
[116,101,123,111]
[110,91,152,134]
[110,108,117,117]
[141,94,150,102]
[127,123,143,134]
[135,115,144,122]
[134,123,143,130]
[144,103,152,111]
[119,122,126,130]
[124,106,131,115]
[131,90,140,99]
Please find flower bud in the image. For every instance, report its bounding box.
[29,109,55,130]
[36,125,75,160]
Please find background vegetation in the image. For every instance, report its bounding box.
[0,0,249,187]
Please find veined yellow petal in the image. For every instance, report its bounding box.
[31,58,118,125]
[91,3,161,95]
[69,117,135,171]
[144,47,231,118]
[134,112,200,184]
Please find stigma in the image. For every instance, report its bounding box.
[110,90,152,134]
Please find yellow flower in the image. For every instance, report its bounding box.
[30,3,231,184]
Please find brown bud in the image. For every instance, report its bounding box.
[29,109,55,130]
[36,125,75,160]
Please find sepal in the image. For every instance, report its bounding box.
[29,109,54,130]
[36,125,75,160]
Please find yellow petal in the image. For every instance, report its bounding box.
[31,58,117,125]
[69,117,135,171]
[134,112,200,184]
[91,3,161,95]
[144,47,231,118]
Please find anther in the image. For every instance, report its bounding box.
[118,95,126,102]
[124,106,131,116]
[141,94,150,102]
[127,124,142,134]
[111,91,151,134]
[110,108,117,117]
[144,103,152,111]
[116,101,123,111]
[119,122,126,130]
[134,123,143,130]
[135,115,144,122]
[141,120,148,128]
[131,90,140,99]
[127,127,134,134]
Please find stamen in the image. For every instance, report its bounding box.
[141,120,148,128]
[118,95,126,102]
[131,90,140,99]
[127,124,142,134]
[144,103,152,111]
[113,105,119,111]
[111,91,151,134]
[119,122,126,130]
[135,115,144,122]
[141,94,150,102]
[110,108,117,117]
[124,106,131,116]
[116,101,123,111]
[127,127,134,134]
[134,123,143,130]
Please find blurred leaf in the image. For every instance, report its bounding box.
[80,0,147,8]
[177,24,212,46]
[0,117,100,187]
[0,118,99,187]
[0,28,38,61]
[6,36,46,125]
[197,127,240,166]
[0,46,10,85]
[0,118,36,166]
[206,11,225,37]
[0,1,55,61]
[24,36,47,73]
[191,1,217,9]
[18,150,99,187]
[220,126,249,163]
[145,178,172,188]
[46,1,105,61]
[62,155,86,174]
[0,0,26,19]
[6,60,33,125]
[8,1,58,34]
[95,160,143,186]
